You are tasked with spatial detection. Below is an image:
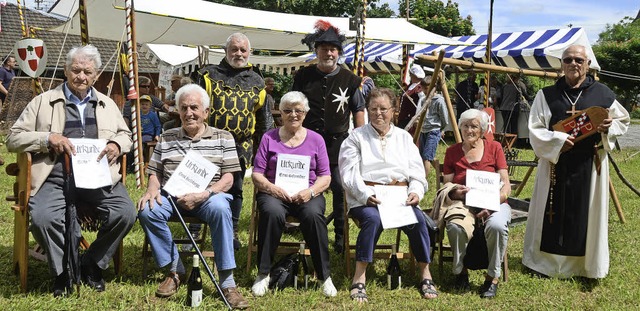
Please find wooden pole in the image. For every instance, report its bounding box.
[415,54,560,79]
[439,71,461,143]
[609,178,626,223]
[411,50,445,143]
[125,0,145,188]
[79,0,90,45]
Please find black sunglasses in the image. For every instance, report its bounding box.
[562,57,586,65]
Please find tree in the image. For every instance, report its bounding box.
[207,0,393,18]
[398,0,474,37]
[593,16,640,109]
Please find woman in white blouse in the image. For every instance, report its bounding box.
[338,88,436,303]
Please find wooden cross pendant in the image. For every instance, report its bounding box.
[566,105,583,116]
[546,207,555,224]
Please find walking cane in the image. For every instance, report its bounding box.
[167,196,231,310]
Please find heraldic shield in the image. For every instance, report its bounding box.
[14,38,47,78]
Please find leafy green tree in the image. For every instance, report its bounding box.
[398,0,474,37]
[593,16,640,110]
[206,0,393,18]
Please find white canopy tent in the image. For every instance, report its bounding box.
[49,0,463,51]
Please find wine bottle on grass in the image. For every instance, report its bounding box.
[186,255,203,307]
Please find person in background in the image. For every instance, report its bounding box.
[523,44,630,280]
[163,74,192,130]
[454,72,478,120]
[0,55,17,103]
[137,84,249,309]
[398,64,425,131]
[251,91,336,297]
[195,33,265,250]
[500,74,527,134]
[294,20,365,254]
[6,45,135,297]
[417,76,449,178]
[339,88,436,303]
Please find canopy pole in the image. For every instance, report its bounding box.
[125,0,145,188]
[439,71,461,143]
[412,50,445,143]
[415,54,560,79]
[79,0,90,45]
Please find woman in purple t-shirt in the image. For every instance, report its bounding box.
[251,91,336,297]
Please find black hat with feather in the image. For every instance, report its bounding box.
[301,20,346,52]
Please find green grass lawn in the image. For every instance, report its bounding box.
[1,139,639,310]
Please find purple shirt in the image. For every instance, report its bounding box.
[253,128,330,186]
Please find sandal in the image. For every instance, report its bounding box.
[420,279,438,299]
[350,282,368,302]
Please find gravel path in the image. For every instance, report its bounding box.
[617,123,640,149]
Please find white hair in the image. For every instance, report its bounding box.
[66,44,101,69]
[175,84,210,109]
[225,33,251,51]
[279,91,310,112]
[459,109,490,134]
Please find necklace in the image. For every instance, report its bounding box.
[563,90,583,115]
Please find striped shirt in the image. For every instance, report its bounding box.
[148,124,240,187]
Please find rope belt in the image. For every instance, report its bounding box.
[364,180,408,187]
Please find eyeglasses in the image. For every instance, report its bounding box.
[282,109,305,116]
[562,57,586,65]
[368,107,392,115]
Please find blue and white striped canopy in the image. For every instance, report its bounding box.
[413,27,599,71]
[331,27,598,73]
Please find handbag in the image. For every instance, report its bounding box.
[463,223,489,270]
[268,252,309,290]
[422,210,439,248]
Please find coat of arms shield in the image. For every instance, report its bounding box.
[13,38,47,78]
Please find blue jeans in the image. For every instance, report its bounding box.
[419,130,441,161]
[138,193,236,271]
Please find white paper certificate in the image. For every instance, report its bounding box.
[163,150,220,197]
[465,169,501,211]
[274,153,311,196]
[374,185,418,229]
[69,138,111,189]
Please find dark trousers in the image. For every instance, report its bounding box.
[349,205,431,263]
[502,104,520,134]
[229,158,247,231]
[329,164,345,240]
[256,192,330,280]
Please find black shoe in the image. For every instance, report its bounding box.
[454,273,470,291]
[82,262,105,292]
[53,272,72,298]
[333,235,344,254]
[233,229,242,251]
[479,280,498,298]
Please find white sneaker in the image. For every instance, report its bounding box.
[321,277,337,297]
[251,274,270,297]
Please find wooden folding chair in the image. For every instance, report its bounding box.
[5,152,127,292]
[246,190,310,274]
[343,196,415,280]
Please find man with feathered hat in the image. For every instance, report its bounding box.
[293,20,365,254]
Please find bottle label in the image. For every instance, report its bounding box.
[191,289,202,307]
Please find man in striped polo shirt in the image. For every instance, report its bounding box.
[137,84,249,309]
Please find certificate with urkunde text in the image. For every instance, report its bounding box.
[163,150,219,197]
[465,169,501,212]
[274,153,311,196]
[69,138,111,189]
[374,185,418,229]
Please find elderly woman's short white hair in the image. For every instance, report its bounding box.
[459,109,490,133]
[279,91,310,112]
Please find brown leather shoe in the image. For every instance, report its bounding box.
[222,287,249,309]
[155,272,182,298]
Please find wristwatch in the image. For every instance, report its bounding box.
[309,188,316,198]
[206,189,217,197]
